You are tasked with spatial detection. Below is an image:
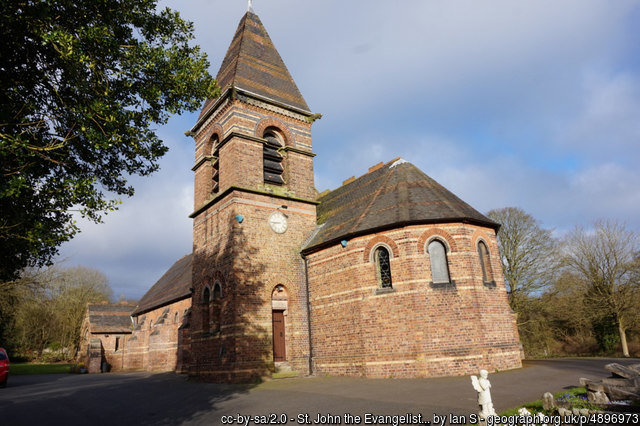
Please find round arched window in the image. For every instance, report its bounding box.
[374,246,392,288]
[428,240,450,284]
[477,241,493,283]
[263,130,284,185]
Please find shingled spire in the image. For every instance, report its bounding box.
[198,11,310,120]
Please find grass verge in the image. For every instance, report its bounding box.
[10,363,73,375]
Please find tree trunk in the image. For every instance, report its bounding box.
[618,321,630,357]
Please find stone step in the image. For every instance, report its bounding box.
[274,361,292,373]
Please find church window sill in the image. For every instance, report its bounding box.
[375,287,395,295]
[430,280,456,289]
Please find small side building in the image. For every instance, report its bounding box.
[79,303,135,371]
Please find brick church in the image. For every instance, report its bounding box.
[81,9,522,382]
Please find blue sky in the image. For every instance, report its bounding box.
[57,0,640,300]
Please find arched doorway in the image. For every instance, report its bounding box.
[271,285,288,362]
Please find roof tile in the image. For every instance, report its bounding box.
[132,254,192,316]
[87,304,135,333]
[303,159,499,253]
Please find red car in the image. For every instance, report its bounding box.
[0,348,9,387]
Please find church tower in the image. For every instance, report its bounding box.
[188,10,319,382]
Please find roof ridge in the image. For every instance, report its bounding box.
[325,157,404,195]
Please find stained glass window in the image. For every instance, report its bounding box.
[375,246,392,288]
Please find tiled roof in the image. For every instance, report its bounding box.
[303,159,499,253]
[88,304,135,334]
[132,254,193,316]
[198,11,310,120]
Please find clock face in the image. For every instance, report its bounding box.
[268,211,288,234]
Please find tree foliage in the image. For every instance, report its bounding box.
[487,207,560,314]
[0,0,218,281]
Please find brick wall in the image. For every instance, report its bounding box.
[192,99,316,215]
[305,223,522,378]
[99,334,127,370]
[121,298,191,372]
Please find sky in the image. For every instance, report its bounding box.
[57,0,640,300]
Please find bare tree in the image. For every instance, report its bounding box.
[564,220,639,357]
[536,271,597,355]
[49,266,113,355]
[4,265,112,359]
[0,268,50,354]
[487,207,560,315]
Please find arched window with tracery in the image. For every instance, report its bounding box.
[263,129,284,185]
[428,239,451,284]
[375,246,393,288]
[477,241,494,284]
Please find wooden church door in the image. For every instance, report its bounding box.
[272,310,286,361]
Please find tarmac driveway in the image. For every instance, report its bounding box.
[0,358,637,426]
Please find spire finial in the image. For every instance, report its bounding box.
[248,0,254,13]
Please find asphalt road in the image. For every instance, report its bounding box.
[0,358,637,426]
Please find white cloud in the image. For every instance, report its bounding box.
[560,71,640,160]
[570,163,640,213]
[58,178,194,299]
